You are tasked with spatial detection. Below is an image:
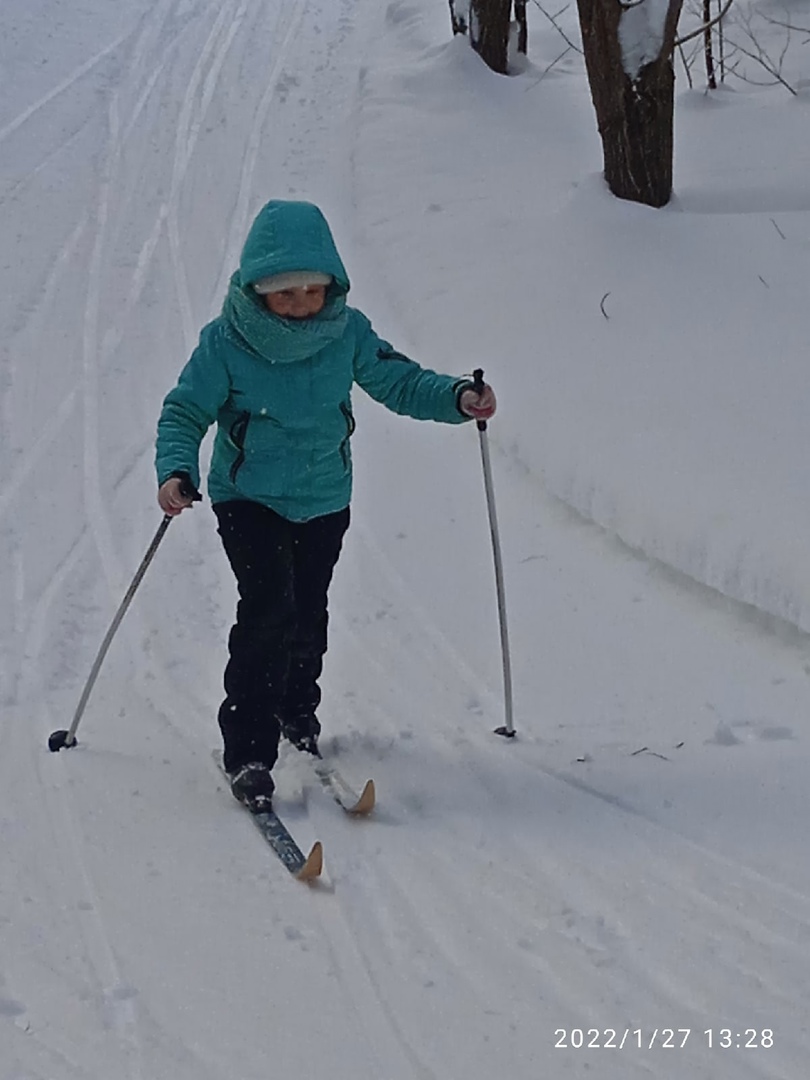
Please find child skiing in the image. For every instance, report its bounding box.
[155,200,496,811]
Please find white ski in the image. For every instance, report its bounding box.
[309,755,376,816]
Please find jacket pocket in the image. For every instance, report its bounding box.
[338,402,356,469]
[228,411,251,484]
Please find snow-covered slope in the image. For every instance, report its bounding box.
[1,1,808,1078]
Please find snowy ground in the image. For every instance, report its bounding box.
[1,1,809,1078]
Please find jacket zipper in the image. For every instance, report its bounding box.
[228,411,250,483]
[338,402,355,469]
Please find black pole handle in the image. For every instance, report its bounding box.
[177,475,202,503]
[472,368,487,431]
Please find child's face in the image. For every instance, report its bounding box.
[263,285,327,320]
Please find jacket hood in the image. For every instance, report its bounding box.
[238,200,350,295]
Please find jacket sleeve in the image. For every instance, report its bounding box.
[351,312,473,425]
[155,323,231,489]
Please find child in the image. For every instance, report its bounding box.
[155,200,496,811]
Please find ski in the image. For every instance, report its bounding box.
[214,754,323,882]
[243,809,323,882]
[308,755,376,816]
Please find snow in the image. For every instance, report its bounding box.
[1,1,809,1078]
[619,0,671,80]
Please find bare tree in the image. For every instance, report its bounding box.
[470,0,513,72]
[676,1,801,96]
[703,0,717,88]
[515,0,529,52]
[449,1,527,73]
[676,0,735,88]
[575,0,685,207]
[729,7,800,95]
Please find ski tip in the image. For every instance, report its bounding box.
[296,840,324,882]
[347,779,375,816]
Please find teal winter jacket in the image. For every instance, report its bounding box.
[156,201,472,522]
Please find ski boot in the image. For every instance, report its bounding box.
[229,762,275,812]
[280,713,321,757]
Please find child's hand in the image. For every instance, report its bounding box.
[158,477,196,516]
[459,383,497,421]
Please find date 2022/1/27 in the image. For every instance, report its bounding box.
[554,1028,774,1050]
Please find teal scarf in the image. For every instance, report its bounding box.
[222,272,348,364]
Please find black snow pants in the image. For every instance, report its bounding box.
[213,500,350,774]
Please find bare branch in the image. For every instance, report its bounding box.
[677,39,695,87]
[761,13,810,40]
[529,0,583,52]
[525,45,575,88]
[731,12,798,95]
[675,0,735,48]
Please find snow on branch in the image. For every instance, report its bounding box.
[619,0,674,79]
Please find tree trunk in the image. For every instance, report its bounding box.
[469,0,513,75]
[576,0,684,207]
[515,0,528,54]
[703,0,717,89]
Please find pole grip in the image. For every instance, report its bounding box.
[471,368,487,432]
[177,476,202,502]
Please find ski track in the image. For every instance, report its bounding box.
[166,0,245,350]
[3,523,90,713]
[0,8,254,1072]
[305,734,674,1078]
[0,217,87,520]
[350,489,809,934]
[1,3,201,533]
[311,883,442,1080]
[38,762,146,1080]
[80,2,233,596]
[0,30,134,146]
[0,119,96,208]
[4,8,394,1074]
[77,0,261,612]
[328,636,801,1079]
[82,89,126,599]
[327,514,807,1078]
[210,0,312,303]
[348,520,505,711]
[4,532,145,1077]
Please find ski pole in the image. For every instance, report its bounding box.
[471,368,515,739]
[48,480,200,752]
